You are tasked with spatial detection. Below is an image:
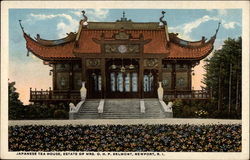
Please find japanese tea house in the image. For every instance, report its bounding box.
[21,11,219,104]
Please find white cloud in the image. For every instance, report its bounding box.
[70,10,82,17]
[30,13,57,20]
[56,19,78,38]
[28,13,79,38]
[87,9,109,21]
[69,9,109,21]
[223,21,240,29]
[27,10,109,38]
[169,15,219,41]
[183,15,219,34]
[169,13,240,41]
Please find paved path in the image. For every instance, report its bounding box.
[9,118,241,126]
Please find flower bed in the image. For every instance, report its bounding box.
[9,124,241,152]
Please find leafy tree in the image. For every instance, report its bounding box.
[8,81,24,119]
[203,37,242,118]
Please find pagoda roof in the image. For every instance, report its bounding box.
[24,33,77,60]
[21,18,218,61]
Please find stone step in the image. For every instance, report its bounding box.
[77,100,100,118]
[72,98,171,119]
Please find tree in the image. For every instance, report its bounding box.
[8,81,24,119]
[203,37,242,118]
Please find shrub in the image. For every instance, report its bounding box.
[53,109,68,119]
[171,99,182,117]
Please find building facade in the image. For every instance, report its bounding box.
[21,11,219,104]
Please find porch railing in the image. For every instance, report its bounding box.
[30,88,81,102]
[164,90,211,99]
[30,88,211,102]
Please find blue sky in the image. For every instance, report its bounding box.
[8,9,242,104]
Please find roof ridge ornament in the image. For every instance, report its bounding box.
[214,21,221,38]
[81,10,88,26]
[116,11,132,22]
[159,11,167,26]
[123,11,125,18]
[19,20,25,33]
[159,11,170,43]
[76,10,88,44]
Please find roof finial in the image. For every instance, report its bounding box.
[81,10,88,22]
[214,21,221,37]
[159,11,167,26]
[120,11,128,22]
[19,20,24,33]
[123,11,125,18]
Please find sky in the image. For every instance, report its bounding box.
[8,9,242,104]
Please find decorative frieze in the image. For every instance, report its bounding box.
[104,44,139,54]
[86,59,101,68]
[144,59,159,68]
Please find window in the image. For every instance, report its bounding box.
[132,73,138,92]
[92,73,102,91]
[125,73,131,92]
[143,74,154,92]
[110,73,116,92]
[117,73,124,92]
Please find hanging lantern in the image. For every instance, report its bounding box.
[128,64,134,69]
[120,66,126,72]
[128,58,134,69]
[111,64,117,70]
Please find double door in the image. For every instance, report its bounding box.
[87,69,102,99]
[143,69,158,98]
[107,71,139,98]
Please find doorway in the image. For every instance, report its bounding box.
[106,59,139,98]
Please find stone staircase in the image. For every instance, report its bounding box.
[143,99,166,119]
[102,99,141,119]
[73,99,100,119]
[73,98,171,119]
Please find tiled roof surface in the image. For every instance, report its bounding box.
[168,39,215,59]
[24,33,76,59]
[74,29,169,54]
[87,22,161,30]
